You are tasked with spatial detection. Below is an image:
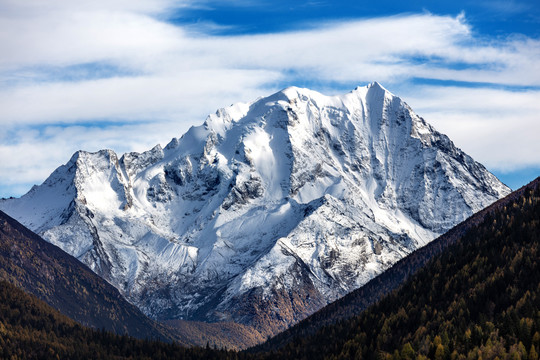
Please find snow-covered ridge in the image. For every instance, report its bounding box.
[0,82,510,335]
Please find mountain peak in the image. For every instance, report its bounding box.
[0,84,510,337]
[275,85,323,102]
[279,85,303,97]
[367,81,386,90]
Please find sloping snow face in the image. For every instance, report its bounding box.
[0,83,510,334]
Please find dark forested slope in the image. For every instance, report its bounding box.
[0,280,239,360]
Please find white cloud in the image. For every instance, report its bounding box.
[0,1,539,196]
[0,8,181,69]
[0,69,281,124]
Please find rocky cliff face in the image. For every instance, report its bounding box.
[0,83,510,336]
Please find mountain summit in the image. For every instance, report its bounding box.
[0,83,510,336]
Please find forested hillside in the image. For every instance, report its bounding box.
[0,280,239,359]
[0,210,172,341]
[257,177,540,359]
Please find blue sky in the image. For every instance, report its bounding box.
[0,0,539,196]
[171,0,540,37]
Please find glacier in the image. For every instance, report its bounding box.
[0,82,510,336]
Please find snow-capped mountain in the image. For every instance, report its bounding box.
[0,83,510,336]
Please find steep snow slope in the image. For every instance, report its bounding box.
[0,83,510,336]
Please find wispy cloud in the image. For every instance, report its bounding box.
[0,1,539,196]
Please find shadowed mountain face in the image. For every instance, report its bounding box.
[0,83,510,336]
[0,210,173,342]
[253,177,540,359]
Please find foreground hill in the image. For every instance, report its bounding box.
[0,83,509,336]
[0,280,237,359]
[0,210,172,341]
[256,176,540,359]
[0,209,268,349]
